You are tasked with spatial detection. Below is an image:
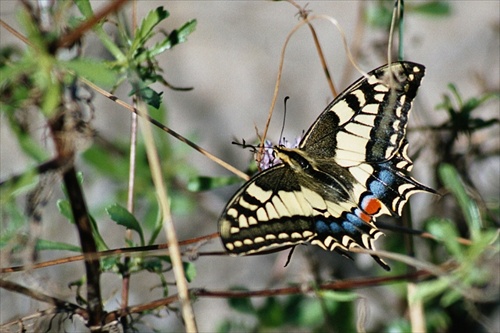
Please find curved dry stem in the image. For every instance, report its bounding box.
[134,97,198,332]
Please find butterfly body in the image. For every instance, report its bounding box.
[219,62,434,270]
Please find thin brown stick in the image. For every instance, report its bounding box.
[0,279,85,317]
[101,268,436,324]
[1,232,220,274]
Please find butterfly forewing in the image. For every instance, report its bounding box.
[219,61,433,270]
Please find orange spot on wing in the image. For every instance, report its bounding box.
[359,212,371,223]
[364,198,382,215]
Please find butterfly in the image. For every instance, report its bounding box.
[218,61,434,270]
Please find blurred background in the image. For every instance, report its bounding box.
[1,1,499,332]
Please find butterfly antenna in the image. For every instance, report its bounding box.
[279,96,290,146]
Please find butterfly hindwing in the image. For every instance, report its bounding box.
[219,61,432,270]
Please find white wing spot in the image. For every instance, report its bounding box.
[302,230,314,238]
[265,202,280,220]
[291,232,302,239]
[337,132,369,154]
[301,186,327,211]
[247,182,273,202]
[278,191,304,216]
[234,240,243,248]
[248,216,258,225]
[355,114,376,127]
[230,227,240,234]
[227,208,238,218]
[374,93,385,102]
[324,236,334,248]
[351,89,367,106]
[265,234,276,240]
[238,215,249,228]
[272,195,290,217]
[345,122,372,139]
[362,103,379,114]
[243,239,253,245]
[311,239,328,250]
[239,196,258,211]
[278,233,289,239]
[254,237,265,243]
[330,100,354,125]
[374,83,389,92]
[256,207,269,221]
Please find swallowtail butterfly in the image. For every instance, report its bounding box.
[219,62,434,270]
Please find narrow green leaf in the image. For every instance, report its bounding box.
[74,0,94,19]
[426,218,462,258]
[106,203,145,246]
[318,290,358,302]
[411,278,449,303]
[57,199,74,222]
[36,239,81,252]
[412,1,451,16]
[183,261,197,282]
[130,7,169,54]
[188,176,241,192]
[89,214,109,251]
[176,19,197,43]
[439,164,482,238]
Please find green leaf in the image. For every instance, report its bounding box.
[228,288,255,314]
[106,203,145,246]
[318,290,358,302]
[412,1,451,16]
[426,218,462,258]
[439,164,482,238]
[129,85,163,109]
[294,298,323,327]
[35,239,81,252]
[134,19,197,62]
[82,145,129,180]
[188,176,242,192]
[183,261,197,282]
[176,19,197,43]
[130,7,170,55]
[411,278,449,303]
[364,4,392,28]
[61,59,118,88]
[257,297,285,327]
[57,199,74,222]
[74,0,94,19]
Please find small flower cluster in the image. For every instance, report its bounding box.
[258,136,302,171]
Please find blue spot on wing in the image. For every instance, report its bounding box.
[342,222,357,234]
[346,212,365,227]
[315,220,330,233]
[329,222,343,234]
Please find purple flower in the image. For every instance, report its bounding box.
[258,135,302,171]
